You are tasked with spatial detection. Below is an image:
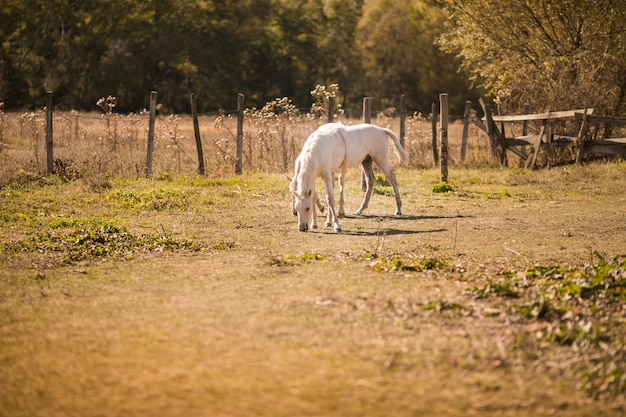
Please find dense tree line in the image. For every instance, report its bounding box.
[3,0,623,116]
[0,0,478,115]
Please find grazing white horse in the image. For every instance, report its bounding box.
[290,123,347,232]
[340,123,406,217]
[290,123,406,232]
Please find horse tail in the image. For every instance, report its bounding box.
[384,128,407,164]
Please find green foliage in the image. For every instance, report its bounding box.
[471,255,626,398]
[359,0,479,111]
[268,252,328,266]
[0,0,477,114]
[468,278,520,299]
[431,182,455,193]
[107,188,189,211]
[441,0,626,115]
[370,256,448,272]
[1,223,202,265]
[482,189,511,199]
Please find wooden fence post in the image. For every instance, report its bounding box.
[399,94,406,149]
[145,91,157,177]
[461,100,471,161]
[236,93,244,175]
[520,103,529,167]
[327,96,334,123]
[361,97,372,190]
[190,93,205,175]
[439,93,449,183]
[363,97,371,123]
[431,102,439,166]
[45,91,54,174]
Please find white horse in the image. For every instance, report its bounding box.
[290,123,347,232]
[340,123,406,217]
[290,123,406,232]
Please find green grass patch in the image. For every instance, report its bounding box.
[370,256,448,272]
[431,181,455,193]
[1,223,203,265]
[471,255,626,398]
[268,252,328,266]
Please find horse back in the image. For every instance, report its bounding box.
[299,123,347,175]
[343,124,390,166]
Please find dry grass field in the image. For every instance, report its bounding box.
[0,104,491,184]
[0,107,625,416]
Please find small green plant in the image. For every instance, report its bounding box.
[482,189,512,199]
[374,173,390,187]
[468,278,520,299]
[420,299,465,313]
[370,256,448,272]
[213,240,236,250]
[268,252,328,266]
[431,182,454,193]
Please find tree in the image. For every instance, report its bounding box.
[315,0,365,110]
[0,0,479,114]
[441,0,626,115]
[357,0,479,114]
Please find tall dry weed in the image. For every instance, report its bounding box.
[0,93,509,187]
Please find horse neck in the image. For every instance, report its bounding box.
[295,156,317,195]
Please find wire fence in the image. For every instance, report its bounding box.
[0,95,493,186]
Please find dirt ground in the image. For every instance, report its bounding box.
[0,163,625,416]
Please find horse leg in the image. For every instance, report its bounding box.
[377,161,402,215]
[310,191,318,229]
[315,193,325,213]
[323,172,342,232]
[338,168,346,217]
[355,156,374,215]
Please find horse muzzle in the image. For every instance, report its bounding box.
[299,223,309,232]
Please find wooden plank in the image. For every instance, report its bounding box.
[588,138,626,145]
[546,124,552,169]
[585,115,626,126]
[491,108,593,122]
[461,100,471,161]
[504,135,540,146]
[601,137,626,143]
[584,142,626,155]
[525,124,545,170]
[520,103,529,168]
[479,97,503,161]
[473,119,488,134]
[575,108,589,164]
[505,144,528,160]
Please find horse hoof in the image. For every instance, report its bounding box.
[338,212,345,218]
[311,224,318,229]
[334,227,342,233]
[395,210,402,216]
[355,209,363,216]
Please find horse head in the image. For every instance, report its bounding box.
[292,187,314,232]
